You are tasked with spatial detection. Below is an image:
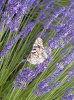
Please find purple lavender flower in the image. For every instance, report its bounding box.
[62,88,74,100]
[1,0,36,32]
[6,15,21,32]
[13,67,31,88]
[33,48,74,85]
[0,0,4,14]
[49,9,74,45]
[29,56,51,81]
[46,3,74,44]
[71,37,74,46]
[13,56,51,88]
[13,68,37,88]
[65,95,74,100]
[39,62,64,83]
[41,48,74,84]
[48,31,74,49]
[37,0,61,22]
[7,0,36,15]
[66,66,74,82]
[0,20,36,57]
[0,22,3,30]
[33,82,51,96]
[48,36,61,49]
[39,31,46,39]
[61,48,74,66]
[43,6,66,30]
[33,56,51,75]
[0,34,20,57]
[55,10,74,39]
[33,81,60,96]
[19,21,36,38]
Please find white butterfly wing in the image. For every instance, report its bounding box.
[27,37,50,64]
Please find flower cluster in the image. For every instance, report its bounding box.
[13,67,31,89]
[0,0,37,31]
[46,1,74,49]
[61,48,74,66]
[32,47,74,96]
[36,0,59,22]
[33,81,61,96]
[0,34,20,57]
[62,88,74,100]
[19,21,36,37]
[13,56,51,88]
[0,21,36,57]
[0,0,4,14]
[66,66,74,82]
[1,0,74,99]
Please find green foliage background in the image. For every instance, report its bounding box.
[0,0,74,100]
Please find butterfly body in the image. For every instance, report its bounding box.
[27,37,51,64]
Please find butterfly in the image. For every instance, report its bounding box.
[27,37,51,64]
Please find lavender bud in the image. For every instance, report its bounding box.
[13,56,51,89]
[0,34,20,57]
[48,37,61,49]
[33,82,51,96]
[62,48,74,66]
[33,56,51,74]
[0,0,4,14]
[66,67,74,82]
[71,37,74,46]
[33,81,60,96]
[19,22,36,38]
[13,67,31,89]
[1,0,36,32]
[65,95,74,100]
[62,88,74,100]
[43,6,66,30]
[37,0,61,22]
[39,62,64,83]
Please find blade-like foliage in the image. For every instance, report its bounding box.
[0,0,74,100]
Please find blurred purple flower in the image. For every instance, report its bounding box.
[13,56,51,88]
[65,95,74,100]
[33,81,60,96]
[61,48,74,66]
[0,21,36,57]
[39,62,64,83]
[37,0,62,22]
[48,36,61,49]
[38,48,74,84]
[66,66,74,82]
[62,88,74,100]
[0,34,20,56]
[13,67,31,88]
[33,56,51,75]
[19,21,36,37]
[0,0,4,14]
[43,6,66,30]
[0,0,36,32]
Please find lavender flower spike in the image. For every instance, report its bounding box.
[33,81,60,96]
[13,67,31,89]
[19,21,36,38]
[43,6,66,30]
[62,88,74,100]
[13,56,51,89]
[0,34,20,57]
[33,82,51,96]
[32,56,51,75]
[66,66,74,82]
[62,48,74,66]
